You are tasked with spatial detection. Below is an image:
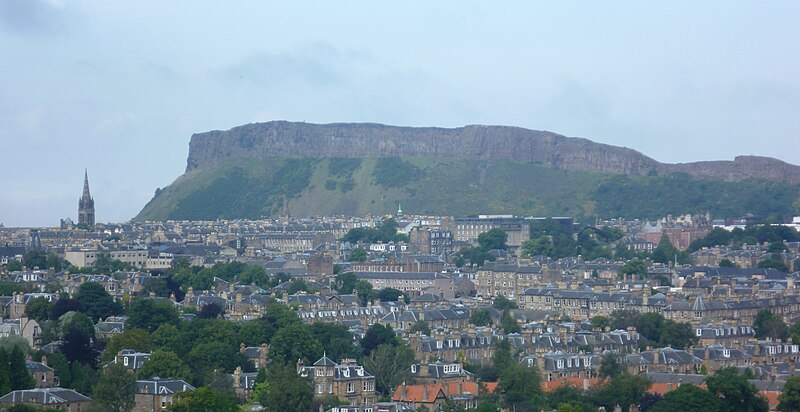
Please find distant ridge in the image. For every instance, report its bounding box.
[185,121,800,183]
[134,121,800,221]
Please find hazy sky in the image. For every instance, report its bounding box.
[1,1,799,227]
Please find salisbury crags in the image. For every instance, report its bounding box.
[185,121,800,183]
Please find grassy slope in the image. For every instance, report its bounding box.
[134,157,800,221]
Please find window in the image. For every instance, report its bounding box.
[123,357,129,366]
[347,382,355,393]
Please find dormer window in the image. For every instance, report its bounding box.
[722,349,730,358]
[696,329,702,337]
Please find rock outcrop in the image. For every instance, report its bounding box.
[185,121,800,183]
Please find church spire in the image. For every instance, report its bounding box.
[82,169,91,199]
[78,169,95,227]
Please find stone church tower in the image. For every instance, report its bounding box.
[78,170,95,227]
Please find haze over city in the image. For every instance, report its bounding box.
[1,1,799,226]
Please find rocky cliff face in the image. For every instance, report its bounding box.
[185,121,800,183]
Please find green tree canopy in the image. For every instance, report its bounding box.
[705,367,769,412]
[348,247,368,262]
[309,322,359,362]
[75,282,122,321]
[59,311,96,365]
[648,383,722,412]
[599,352,622,379]
[361,323,397,355]
[138,350,192,381]
[126,298,179,333]
[24,297,53,323]
[256,365,314,412]
[618,258,648,278]
[100,328,152,364]
[498,363,543,412]
[268,323,323,366]
[778,375,800,412]
[493,295,518,310]
[360,343,414,395]
[470,308,493,327]
[753,309,788,341]
[168,387,239,412]
[93,362,136,412]
[478,228,508,251]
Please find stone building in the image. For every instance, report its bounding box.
[299,355,377,407]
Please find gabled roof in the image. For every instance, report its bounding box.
[313,354,337,366]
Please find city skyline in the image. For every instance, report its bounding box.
[1,1,799,227]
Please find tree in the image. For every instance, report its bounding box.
[126,298,179,333]
[286,279,308,295]
[470,308,493,327]
[0,349,10,395]
[648,383,722,412]
[355,280,377,305]
[100,328,152,364]
[239,265,269,288]
[753,309,788,341]
[719,259,736,268]
[138,350,192,381]
[24,297,53,323]
[498,363,543,411]
[409,320,431,336]
[268,323,323,366]
[500,309,520,334]
[334,272,357,294]
[705,367,769,412]
[478,228,508,251]
[52,298,84,319]
[610,310,642,330]
[618,259,648,278]
[361,323,397,355]
[492,338,514,374]
[493,295,518,310]
[361,343,414,395]
[6,260,23,272]
[75,282,122,321]
[378,287,405,302]
[168,387,239,412]
[652,233,678,264]
[545,383,589,411]
[588,373,650,412]
[59,311,96,364]
[778,375,800,412]
[521,236,554,258]
[256,365,314,412]
[197,303,225,319]
[658,319,695,349]
[93,362,136,412]
[591,316,611,330]
[637,312,665,342]
[598,352,622,379]
[310,322,359,362]
[1,345,35,390]
[349,247,368,262]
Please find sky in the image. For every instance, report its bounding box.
[1,1,799,227]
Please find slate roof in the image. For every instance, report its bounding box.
[0,388,91,405]
[136,378,195,395]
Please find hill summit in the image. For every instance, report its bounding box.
[134,121,800,221]
[186,121,800,183]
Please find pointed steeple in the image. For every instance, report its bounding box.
[78,169,95,227]
[82,169,91,199]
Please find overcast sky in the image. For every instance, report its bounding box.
[1,1,799,227]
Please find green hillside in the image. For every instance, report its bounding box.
[134,157,800,221]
